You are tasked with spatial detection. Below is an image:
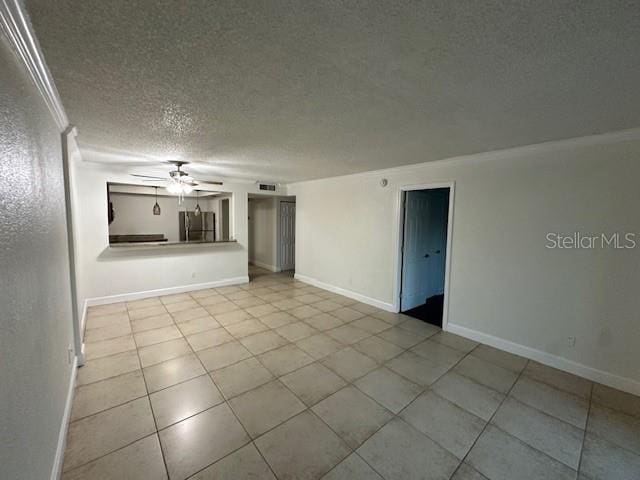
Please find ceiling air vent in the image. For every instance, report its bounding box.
[259,183,276,191]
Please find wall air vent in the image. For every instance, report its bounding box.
[259,183,277,191]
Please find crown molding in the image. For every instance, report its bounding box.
[1,0,68,131]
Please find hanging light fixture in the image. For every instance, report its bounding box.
[194,190,201,216]
[153,187,161,215]
[161,161,196,204]
[166,175,193,203]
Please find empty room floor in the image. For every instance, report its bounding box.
[65,268,640,480]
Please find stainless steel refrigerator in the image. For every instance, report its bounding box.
[179,211,216,242]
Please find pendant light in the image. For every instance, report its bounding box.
[194,190,201,216]
[153,187,161,215]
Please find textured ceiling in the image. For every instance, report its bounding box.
[26,0,640,183]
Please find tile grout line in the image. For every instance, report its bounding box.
[80,271,619,480]
[129,304,173,480]
[136,315,358,409]
[75,321,578,479]
[84,303,435,422]
[199,309,410,477]
[496,371,593,431]
[61,432,163,477]
[450,358,532,478]
[68,387,149,424]
[347,336,481,480]
[151,287,265,478]
[78,285,456,475]
[285,327,455,480]
[128,286,267,479]
[174,297,282,480]
[576,382,595,476]
[64,307,170,476]
[246,352,368,477]
[442,348,597,431]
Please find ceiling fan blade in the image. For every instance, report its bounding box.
[140,179,168,182]
[195,180,224,185]
[130,174,167,180]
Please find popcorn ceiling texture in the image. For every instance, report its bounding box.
[26,0,640,182]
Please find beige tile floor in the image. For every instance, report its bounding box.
[64,266,640,480]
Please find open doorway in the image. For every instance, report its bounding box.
[399,185,453,328]
[247,195,296,276]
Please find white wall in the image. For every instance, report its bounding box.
[68,160,286,324]
[288,130,640,394]
[0,31,75,480]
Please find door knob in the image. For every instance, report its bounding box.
[435,250,441,254]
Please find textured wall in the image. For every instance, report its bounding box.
[0,33,74,480]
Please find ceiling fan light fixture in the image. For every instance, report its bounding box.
[166,180,193,195]
[166,183,178,195]
[166,182,180,195]
[166,177,193,204]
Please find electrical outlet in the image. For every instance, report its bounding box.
[567,336,576,347]
[191,272,196,278]
[67,345,75,364]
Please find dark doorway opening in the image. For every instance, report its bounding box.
[402,294,444,325]
[399,187,451,328]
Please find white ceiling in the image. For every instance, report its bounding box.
[27,0,640,183]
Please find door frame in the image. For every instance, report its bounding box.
[393,182,455,331]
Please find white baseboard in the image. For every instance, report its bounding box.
[447,323,640,397]
[250,260,281,272]
[83,276,249,309]
[294,273,395,312]
[50,356,78,480]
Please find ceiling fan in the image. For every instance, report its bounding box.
[130,161,223,196]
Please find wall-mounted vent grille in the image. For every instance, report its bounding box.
[259,184,276,191]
